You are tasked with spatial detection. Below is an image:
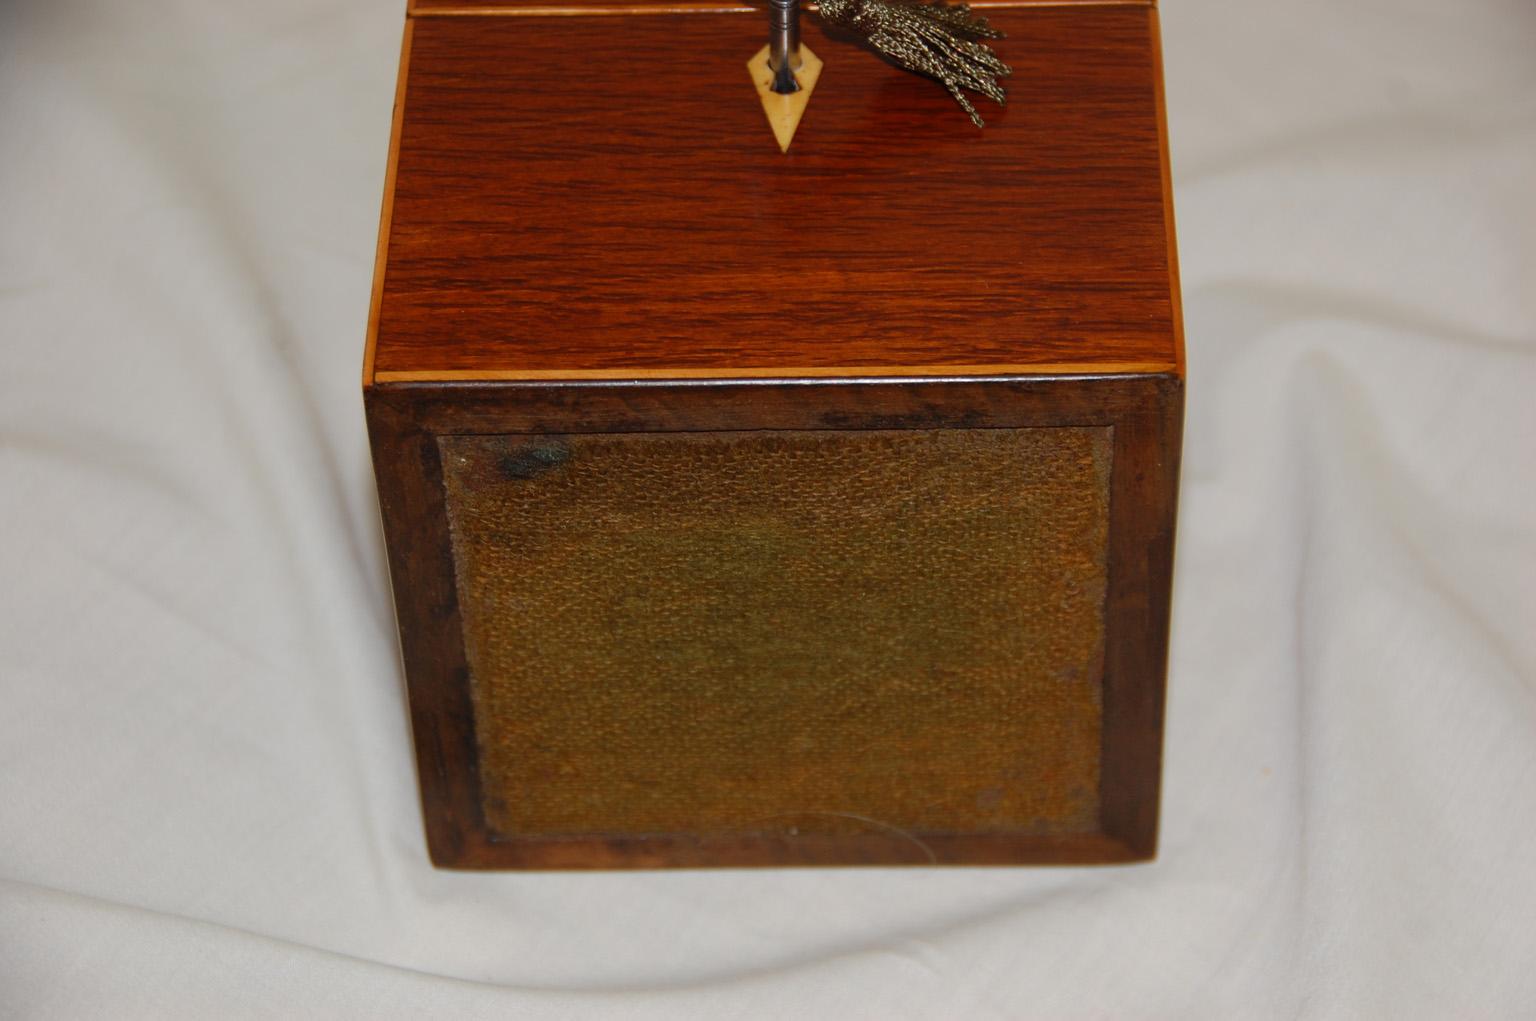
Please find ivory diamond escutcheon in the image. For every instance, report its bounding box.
[747,44,822,153]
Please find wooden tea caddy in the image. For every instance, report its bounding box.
[365,0,1182,869]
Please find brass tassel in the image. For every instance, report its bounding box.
[816,0,1010,127]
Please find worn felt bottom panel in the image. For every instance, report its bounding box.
[438,427,1111,841]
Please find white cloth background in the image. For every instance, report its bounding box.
[2,0,1533,1015]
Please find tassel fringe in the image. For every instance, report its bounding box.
[816,0,1011,127]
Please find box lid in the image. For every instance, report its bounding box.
[365,1,1181,383]
[409,0,755,10]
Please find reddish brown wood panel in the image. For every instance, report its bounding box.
[371,5,1176,379]
[409,0,745,12]
[407,0,1153,13]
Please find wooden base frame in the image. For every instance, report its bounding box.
[366,374,1180,869]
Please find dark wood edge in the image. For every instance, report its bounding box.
[1098,376,1181,857]
[441,832,1146,870]
[367,391,488,863]
[365,374,1179,869]
[366,374,1165,431]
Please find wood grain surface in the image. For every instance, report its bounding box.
[364,0,1183,869]
[368,5,1178,381]
[408,0,1154,14]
